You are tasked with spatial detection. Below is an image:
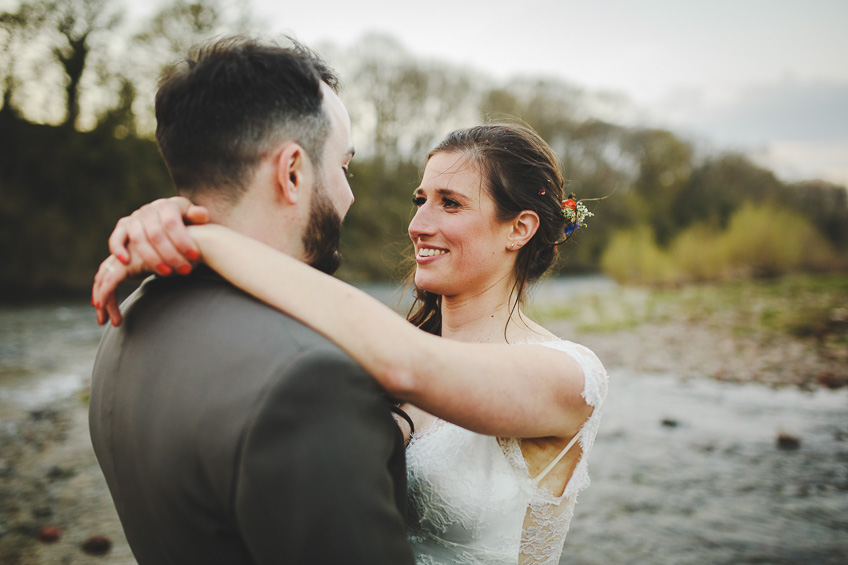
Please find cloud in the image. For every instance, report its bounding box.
[676,79,848,145]
[648,79,848,184]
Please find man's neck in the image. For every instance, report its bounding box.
[191,190,302,259]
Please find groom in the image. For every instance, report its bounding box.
[89,37,414,564]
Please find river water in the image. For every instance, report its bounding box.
[1,277,846,564]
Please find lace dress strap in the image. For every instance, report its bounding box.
[530,428,584,487]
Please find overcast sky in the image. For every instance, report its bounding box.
[150,0,848,185]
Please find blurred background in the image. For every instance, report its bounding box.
[1,1,847,564]
[1,0,847,293]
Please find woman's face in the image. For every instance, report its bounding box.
[408,152,515,298]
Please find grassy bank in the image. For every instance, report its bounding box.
[532,273,848,389]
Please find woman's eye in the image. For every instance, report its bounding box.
[412,196,426,206]
[443,198,460,207]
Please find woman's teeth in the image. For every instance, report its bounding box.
[418,248,448,257]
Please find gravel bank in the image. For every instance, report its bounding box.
[1,308,844,563]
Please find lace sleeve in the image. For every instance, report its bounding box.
[517,339,609,565]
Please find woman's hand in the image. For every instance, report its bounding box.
[109,196,210,275]
[93,196,211,326]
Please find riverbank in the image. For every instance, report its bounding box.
[0,395,136,564]
[1,274,846,563]
[538,274,848,389]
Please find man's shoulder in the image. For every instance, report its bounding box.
[126,270,334,349]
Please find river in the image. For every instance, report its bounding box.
[1,276,846,564]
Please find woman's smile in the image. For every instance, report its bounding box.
[415,245,450,263]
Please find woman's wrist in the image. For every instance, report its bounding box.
[186,224,222,258]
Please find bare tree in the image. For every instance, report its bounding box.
[129,0,260,133]
[0,1,50,116]
[340,33,481,167]
[48,0,121,128]
[134,0,223,63]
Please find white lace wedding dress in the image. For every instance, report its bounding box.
[405,339,608,565]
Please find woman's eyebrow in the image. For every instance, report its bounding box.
[413,187,467,199]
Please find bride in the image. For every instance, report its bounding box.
[94,123,608,565]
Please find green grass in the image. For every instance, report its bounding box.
[532,273,848,343]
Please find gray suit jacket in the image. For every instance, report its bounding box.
[89,268,414,564]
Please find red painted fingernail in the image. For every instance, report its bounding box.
[90,297,95,307]
[186,249,200,261]
[177,265,191,275]
[95,302,101,309]
[156,263,172,275]
[117,253,129,264]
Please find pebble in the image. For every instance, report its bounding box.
[81,535,113,555]
[777,432,801,450]
[36,525,61,543]
[816,372,840,389]
[46,464,76,481]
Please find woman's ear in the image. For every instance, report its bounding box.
[275,143,308,205]
[506,210,540,251]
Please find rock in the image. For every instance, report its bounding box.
[36,525,61,543]
[29,409,58,422]
[46,464,76,481]
[81,535,112,555]
[661,418,679,428]
[32,506,53,518]
[777,432,801,450]
[816,372,842,389]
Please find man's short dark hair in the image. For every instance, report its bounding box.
[154,36,340,201]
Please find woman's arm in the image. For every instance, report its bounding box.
[189,224,595,439]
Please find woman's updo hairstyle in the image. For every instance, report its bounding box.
[408,123,571,335]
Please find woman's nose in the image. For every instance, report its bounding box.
[408,206,435,239]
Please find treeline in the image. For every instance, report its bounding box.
[1,0,847,297]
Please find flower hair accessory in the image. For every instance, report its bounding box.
[562,193,593,237]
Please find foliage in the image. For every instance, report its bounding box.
[601,203,842,286]
[600,225,677,286]
[721,203,835,278]
[0,114,173,295]
[0,8,846,296]
[336,157,421,283]
[669,223,727,282]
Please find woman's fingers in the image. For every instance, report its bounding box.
[107,217,131,265]
[104,293,122,327]
[92,252,151,326]
[107,197,206,274]
[154,200,202,271]
[93,255,127,325]
[185,204,211,226]
[124,209,172,275]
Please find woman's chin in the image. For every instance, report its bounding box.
[414,272,442,295]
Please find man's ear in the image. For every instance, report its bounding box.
[275,143,310,205]
[506,210,540,250]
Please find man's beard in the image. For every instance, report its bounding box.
[302,178,343,275]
